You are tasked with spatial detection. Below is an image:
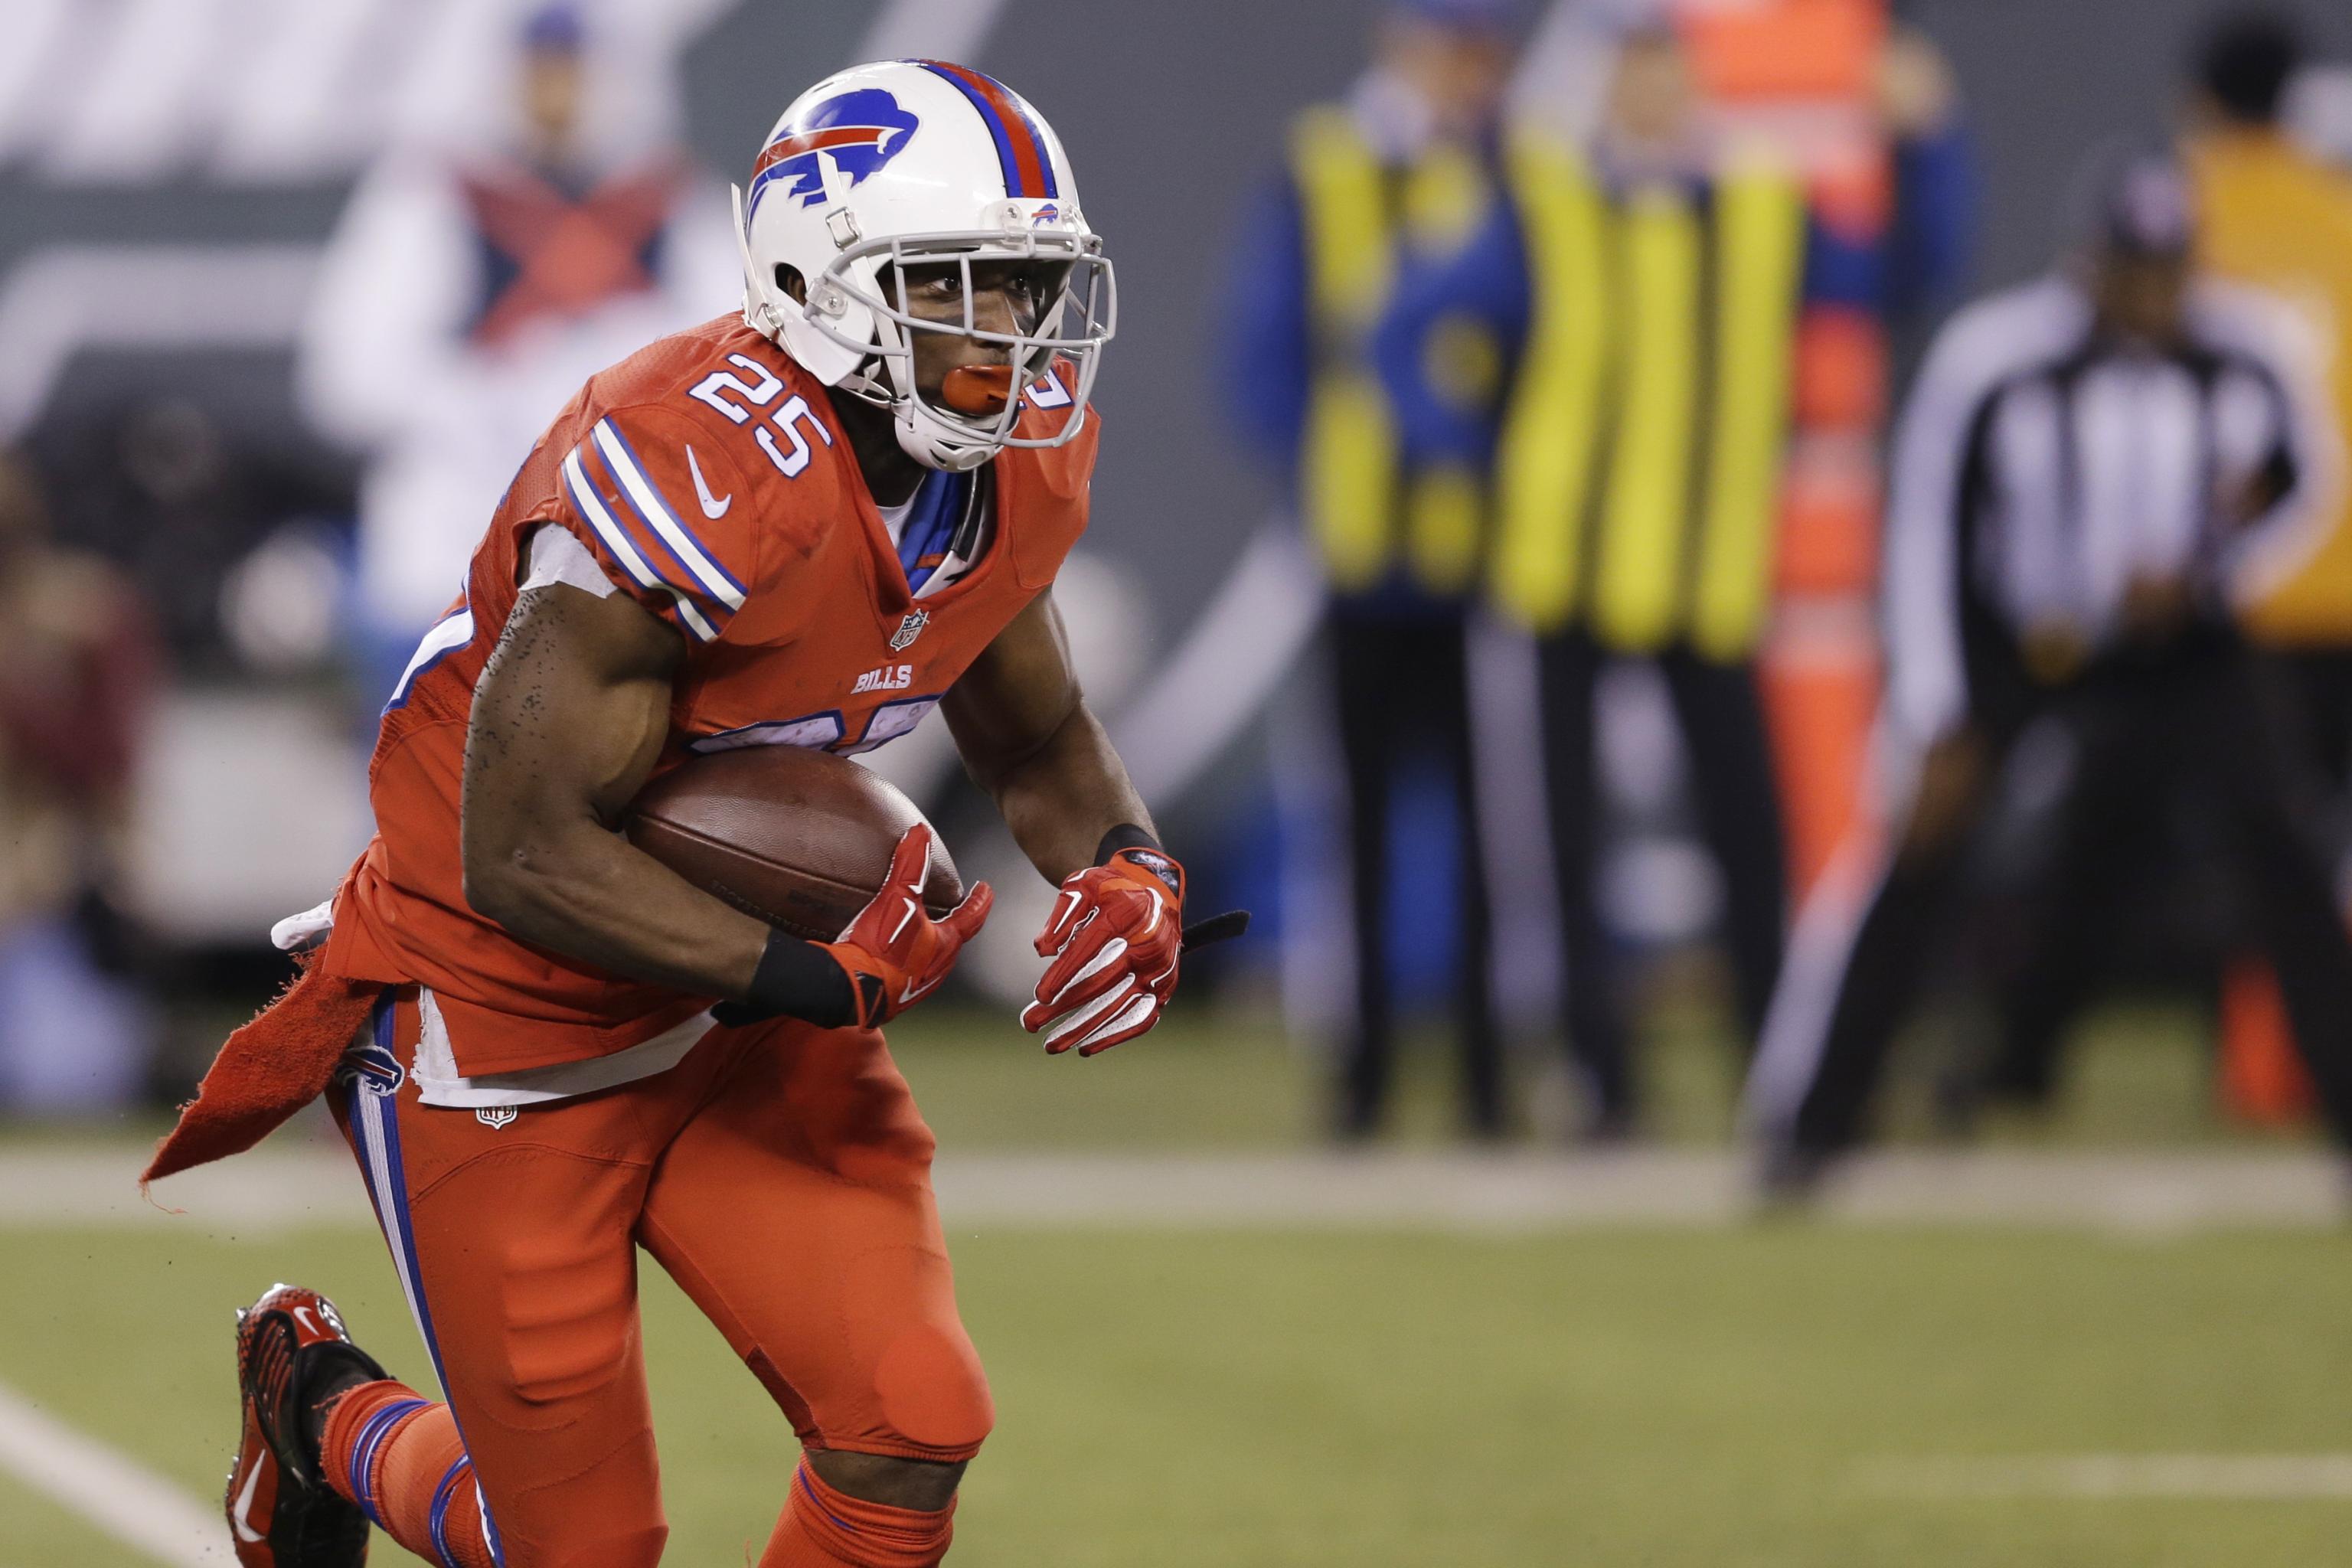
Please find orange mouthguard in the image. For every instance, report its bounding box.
[940,364,1014,416]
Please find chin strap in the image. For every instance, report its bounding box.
[731,184,787,341]
[895,410,999,472]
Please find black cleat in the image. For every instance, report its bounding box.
[226,1284,388,1566]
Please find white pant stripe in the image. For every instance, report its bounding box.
[354,1086,440,1398]
[1740,831,1893,1138]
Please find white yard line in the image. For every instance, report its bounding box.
[0,1380,226,1564]
[942,1148,2350,1234]
[15,1145,2346,1234]
[1860,1453,2352,1501]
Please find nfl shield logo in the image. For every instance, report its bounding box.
[475,1106,518,1130]
[889,609,929,652]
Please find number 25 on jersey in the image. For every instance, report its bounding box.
[688,354,835,479]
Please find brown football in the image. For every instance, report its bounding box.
[624,746,962,942]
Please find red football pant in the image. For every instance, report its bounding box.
[327,991,991,1566]
[318,1394,958,1567]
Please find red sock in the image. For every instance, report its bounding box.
[319,1380,497,1568]
[759,1460,956,1567]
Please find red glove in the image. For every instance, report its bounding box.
[1021,846,1185,1056]
[825,825,992,1028]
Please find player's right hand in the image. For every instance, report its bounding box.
[1022,847,1187,1057]
[822,825,991,1028]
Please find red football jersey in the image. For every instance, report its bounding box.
[321,314,1097,1074]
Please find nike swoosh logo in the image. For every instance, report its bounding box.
[233,1456,267,1542]
[686,446,731,519]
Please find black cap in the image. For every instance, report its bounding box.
[2197,9,2305,126]
[522,2,585,54]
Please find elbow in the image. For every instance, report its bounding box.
[459,851,521,927]
[461,831,550,929]
[978,702,1093,802]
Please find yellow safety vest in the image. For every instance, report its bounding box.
[1290,106,1497,598]
[1492,133,1804,658]
[2191,130,2352,647]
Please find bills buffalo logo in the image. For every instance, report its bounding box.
[338,1038,404,1099]
[748,88,920,218]
[1031,203,1061,226]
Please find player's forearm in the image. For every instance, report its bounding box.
[460,581,780,1002]
[982,702,1155,884]
[464,815,770,1000]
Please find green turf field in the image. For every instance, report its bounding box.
[4,1223,2352,1566]
[2,1002,2344,1566]
[880,990,2273,1151]
[92,986,2292,1156]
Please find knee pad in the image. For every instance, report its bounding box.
[543,1525,668,1568]
[871,1325,994,1460]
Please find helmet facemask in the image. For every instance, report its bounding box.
[805,227,1115,472]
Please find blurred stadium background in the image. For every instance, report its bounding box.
[5,0,2352,1563]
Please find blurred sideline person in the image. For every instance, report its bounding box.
[2187,11,2352,784]
[44,398,351,676]
[0,455,158,1112]
[1379,18,1804,1135]
[1866,23,1978,349]
[1747,153,2352,1192]
[1225,0,1519,1138]
[299,2,735,708]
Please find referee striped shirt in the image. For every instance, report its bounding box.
[1884,275,2337,746]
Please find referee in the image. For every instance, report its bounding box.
[1746,151,2352,1191]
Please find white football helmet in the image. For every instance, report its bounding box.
[734,60,1115,472]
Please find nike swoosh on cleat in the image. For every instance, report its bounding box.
[686,446,731,519]
[232,1457,267,1543]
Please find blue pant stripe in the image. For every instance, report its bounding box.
[352,994,506,1565]
[346,1398,429,1529]
[427,1455,471,1567]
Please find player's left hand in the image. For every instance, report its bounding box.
[1023,847,1187,1056]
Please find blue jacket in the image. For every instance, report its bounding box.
[1219,164,1515,619]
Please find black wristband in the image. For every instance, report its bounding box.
[714,929,855,1029]
[1093,822,1162,865]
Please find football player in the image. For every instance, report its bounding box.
[160,60,1214,1568]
